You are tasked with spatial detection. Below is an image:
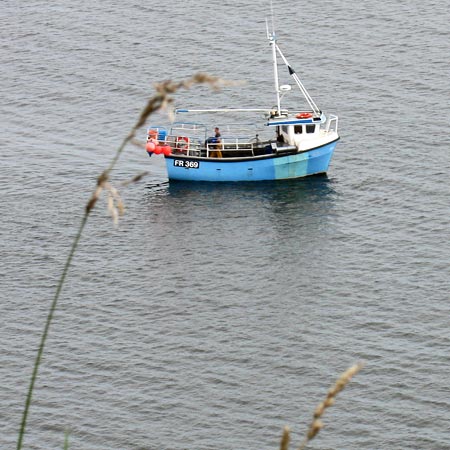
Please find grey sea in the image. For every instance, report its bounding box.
[1,1,449,449]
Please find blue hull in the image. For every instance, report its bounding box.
[164,139,339,182]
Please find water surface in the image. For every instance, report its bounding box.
[1,1,449,449]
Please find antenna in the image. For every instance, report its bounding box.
[269,0,275,34]
[267,1,281,116]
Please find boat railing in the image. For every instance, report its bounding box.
[164,135,203,157]
[325,114,339,133]
[162,133,258,158]
[206,138,255,157]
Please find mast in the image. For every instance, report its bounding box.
[266,18,281,116]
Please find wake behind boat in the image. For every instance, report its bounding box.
[145,24,339,182]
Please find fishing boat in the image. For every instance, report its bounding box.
[145,26,339,182]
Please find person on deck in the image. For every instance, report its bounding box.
[210,127,223,158]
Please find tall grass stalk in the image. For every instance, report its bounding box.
[17,74,224,450]
[294,363,363,450]
[276,363,363,450]
[63,430,70,450]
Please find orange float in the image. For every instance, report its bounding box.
[296,112,313,119]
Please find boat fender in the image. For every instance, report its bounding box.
[152,144,172,156]
[296,112,313,119]
[146,138,158,153]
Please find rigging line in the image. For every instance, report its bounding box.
[274,44,321,115]
[277,46,320,114]
[291,72,320,114]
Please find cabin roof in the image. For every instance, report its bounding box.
[267,117,323,126]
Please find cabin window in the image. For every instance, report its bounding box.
[306,125,316,134]
[276,126,284,143]
[294,125,303,134]
[281,125,289,134]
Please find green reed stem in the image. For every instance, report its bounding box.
[16,214,88,450]
[63,430,70,450]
